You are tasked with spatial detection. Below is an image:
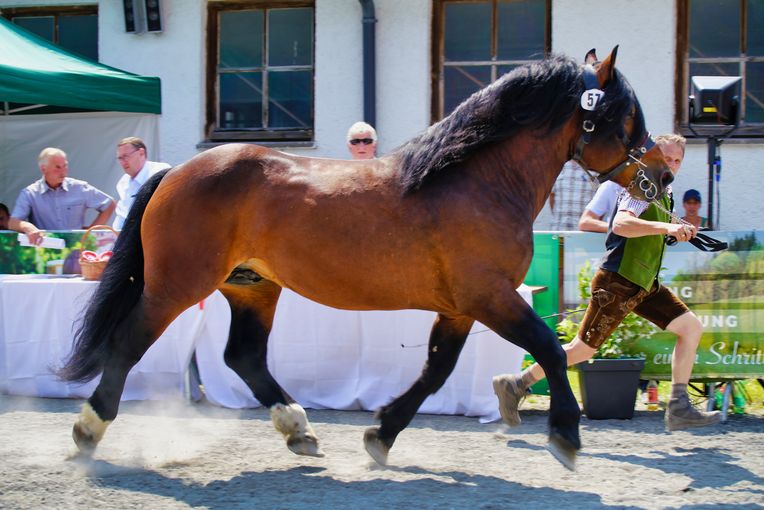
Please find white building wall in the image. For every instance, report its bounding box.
[292,0,432,159]
[3,0,762,229]
[375,0,432,150]
[98,0,205,167]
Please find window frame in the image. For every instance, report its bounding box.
[1,5,98,61]
[430,0,551,122]
[676,0,764,138]
[205,0,315,143]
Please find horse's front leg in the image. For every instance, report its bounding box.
[364,314,473,465]
[219,278,323,458]
[473,289,581,470]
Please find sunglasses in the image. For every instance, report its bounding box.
[349,138,375,145]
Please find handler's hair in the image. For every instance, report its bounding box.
[654,133,686,154]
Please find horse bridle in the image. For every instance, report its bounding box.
[571,66,727,251]
[571,65,658,198]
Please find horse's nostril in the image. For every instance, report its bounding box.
[661,171,674,186]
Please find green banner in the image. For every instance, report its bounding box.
[527,233,560,330]
[563,230,764,380]
[0,231,110,274]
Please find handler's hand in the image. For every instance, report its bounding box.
[25,228,45,246]
[667,222,697,243]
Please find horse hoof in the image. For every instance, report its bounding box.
[72,422,98,455]
[287,436,325,458]
[363,427,390,466]
[546,433,578,471]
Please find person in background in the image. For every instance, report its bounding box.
[0,203,9,230]
[8,148,115,245]
[681,189,708,230]
[113,137,172,230]
[549,160,596,231]
[493,133,721,432]
[578,180,623,233]
[346,121,378,160]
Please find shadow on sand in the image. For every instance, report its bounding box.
[83,461,625,510]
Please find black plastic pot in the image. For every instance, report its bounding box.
[576,358,646,420]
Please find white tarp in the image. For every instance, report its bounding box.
[0,111,161,220]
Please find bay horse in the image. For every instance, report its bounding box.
[58,47,672,470]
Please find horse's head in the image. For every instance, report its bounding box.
[571,46,673,201]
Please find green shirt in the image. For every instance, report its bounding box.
[601,192,672,291]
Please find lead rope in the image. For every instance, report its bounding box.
[399,308,590,347]
[581,169,726,251]
[582,164,690,226]
[630,172,728,251]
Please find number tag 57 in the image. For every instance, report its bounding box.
[580,89,605,111]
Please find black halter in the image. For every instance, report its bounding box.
[571,65,655,184]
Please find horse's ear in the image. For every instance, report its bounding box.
[595,45,619,86]
[584,48,598,64]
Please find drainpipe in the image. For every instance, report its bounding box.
[358,0,376,127]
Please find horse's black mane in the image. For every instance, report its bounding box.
[397,53,646,193]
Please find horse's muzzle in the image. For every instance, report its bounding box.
[661,169,674,188]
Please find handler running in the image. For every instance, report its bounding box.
[493,134,721,432]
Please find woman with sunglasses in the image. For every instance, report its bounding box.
[346,121,378,160]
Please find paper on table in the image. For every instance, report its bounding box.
[17,233,65,249]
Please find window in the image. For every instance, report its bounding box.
[2,6,98,61]
[432,0,550,121]
[678,0,764,136]
[206,1,314,143]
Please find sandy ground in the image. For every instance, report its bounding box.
[0,393,762,510]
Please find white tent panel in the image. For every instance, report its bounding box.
[0,111,161,224]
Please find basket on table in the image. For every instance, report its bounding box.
[78,225,118,280]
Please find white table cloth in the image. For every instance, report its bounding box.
[0,275,201,400]
[0,276,529,422]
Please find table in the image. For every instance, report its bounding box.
[0,275,201,401]
[0,276,530,422]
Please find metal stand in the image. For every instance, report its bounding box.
[706,137,721,230]
[706,382,732,422]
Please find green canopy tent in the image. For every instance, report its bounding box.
[0,16,164,212]
[0,16,160,114]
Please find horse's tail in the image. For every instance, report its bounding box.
[57,168,171,383]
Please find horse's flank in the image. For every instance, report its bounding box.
[144,127,564,316]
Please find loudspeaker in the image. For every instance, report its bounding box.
[145,0,163,32]
[123,0,137,32]
[123,0,145,33]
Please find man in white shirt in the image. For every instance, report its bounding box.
[578,180,624,233]
[113,137,171,230]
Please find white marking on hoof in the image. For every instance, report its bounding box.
[269,403,323,457]
[72,402,111,453]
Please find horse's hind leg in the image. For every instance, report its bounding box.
[219,271,323,457]
[364,314,473,465]
[72,296,183,454]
